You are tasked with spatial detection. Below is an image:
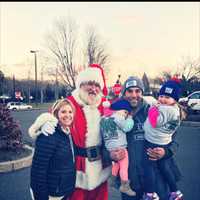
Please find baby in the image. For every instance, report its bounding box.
[101,98,136,196]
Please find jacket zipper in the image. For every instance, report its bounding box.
[68,134,75,163]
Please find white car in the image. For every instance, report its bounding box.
[7,102,32,110]
[179,91,200,113]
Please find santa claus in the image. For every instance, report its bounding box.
[66,65,111,200]
[29,64,112,200]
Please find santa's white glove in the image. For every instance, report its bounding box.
[29,112,58,139]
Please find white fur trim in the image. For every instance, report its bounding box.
[72,89,85,107]
[28,113,58,139]
[72,92,111,190]
[76,67,104,89]
[76,162,111,190]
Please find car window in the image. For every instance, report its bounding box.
[190,93,200,99]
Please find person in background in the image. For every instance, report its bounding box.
[110,76,181,200]
[29,99,76,200]
[100,98,136,196]
[143,79,185,200]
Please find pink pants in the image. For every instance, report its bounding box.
[112,149,129,181]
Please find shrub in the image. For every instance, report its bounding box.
[0,103,23,150]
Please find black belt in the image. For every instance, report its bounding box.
[75,145,101,162]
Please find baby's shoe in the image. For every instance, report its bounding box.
[119,180,136,196]
[169,190,183,200]
[143,192,159,200]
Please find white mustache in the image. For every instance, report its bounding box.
[79,88,102,105]
[88,91,97,95]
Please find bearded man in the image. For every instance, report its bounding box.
[110,76,181,200]
[66,66,111,200]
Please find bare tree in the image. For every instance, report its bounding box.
[153,57,200,95]
[177,57,200,94]
[153,70,173,86]
[177,56,200,82]
[45,17,78,89]
[85,26,109,68]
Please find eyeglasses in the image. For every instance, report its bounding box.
[126,88,141,93]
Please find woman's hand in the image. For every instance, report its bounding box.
[110,148,126,161]
[147,147,165,160]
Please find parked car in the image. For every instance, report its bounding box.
[179,91,200,114]
[7,102,32,110]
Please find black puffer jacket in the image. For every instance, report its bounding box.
[30,125,76,200]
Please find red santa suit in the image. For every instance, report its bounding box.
[67,66,111,200]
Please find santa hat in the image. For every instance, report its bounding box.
[76,66,104,90]
[89,63,108,96]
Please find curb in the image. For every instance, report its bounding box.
[0,120,199,173]
[181,121,200,127]
[0,145,34,173]
[12,108,43,112]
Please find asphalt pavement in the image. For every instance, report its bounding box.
[0,110,199,200]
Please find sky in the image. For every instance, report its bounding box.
[0,2,199,86]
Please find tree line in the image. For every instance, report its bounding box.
[0,73,71,103]
[1,16,200,102]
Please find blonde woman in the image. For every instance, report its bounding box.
[29,99,76,200]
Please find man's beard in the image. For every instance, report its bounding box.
[79,88,102,106]
[126,97,142,108]
[130,100,138,108]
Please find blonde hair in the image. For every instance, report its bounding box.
[51,99,75,119]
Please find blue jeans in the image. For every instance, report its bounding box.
[143,140,178,193]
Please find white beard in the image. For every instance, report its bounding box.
[79,88,102,106]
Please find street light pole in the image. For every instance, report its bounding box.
[30,50,38,107]
[13,75,15,100]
